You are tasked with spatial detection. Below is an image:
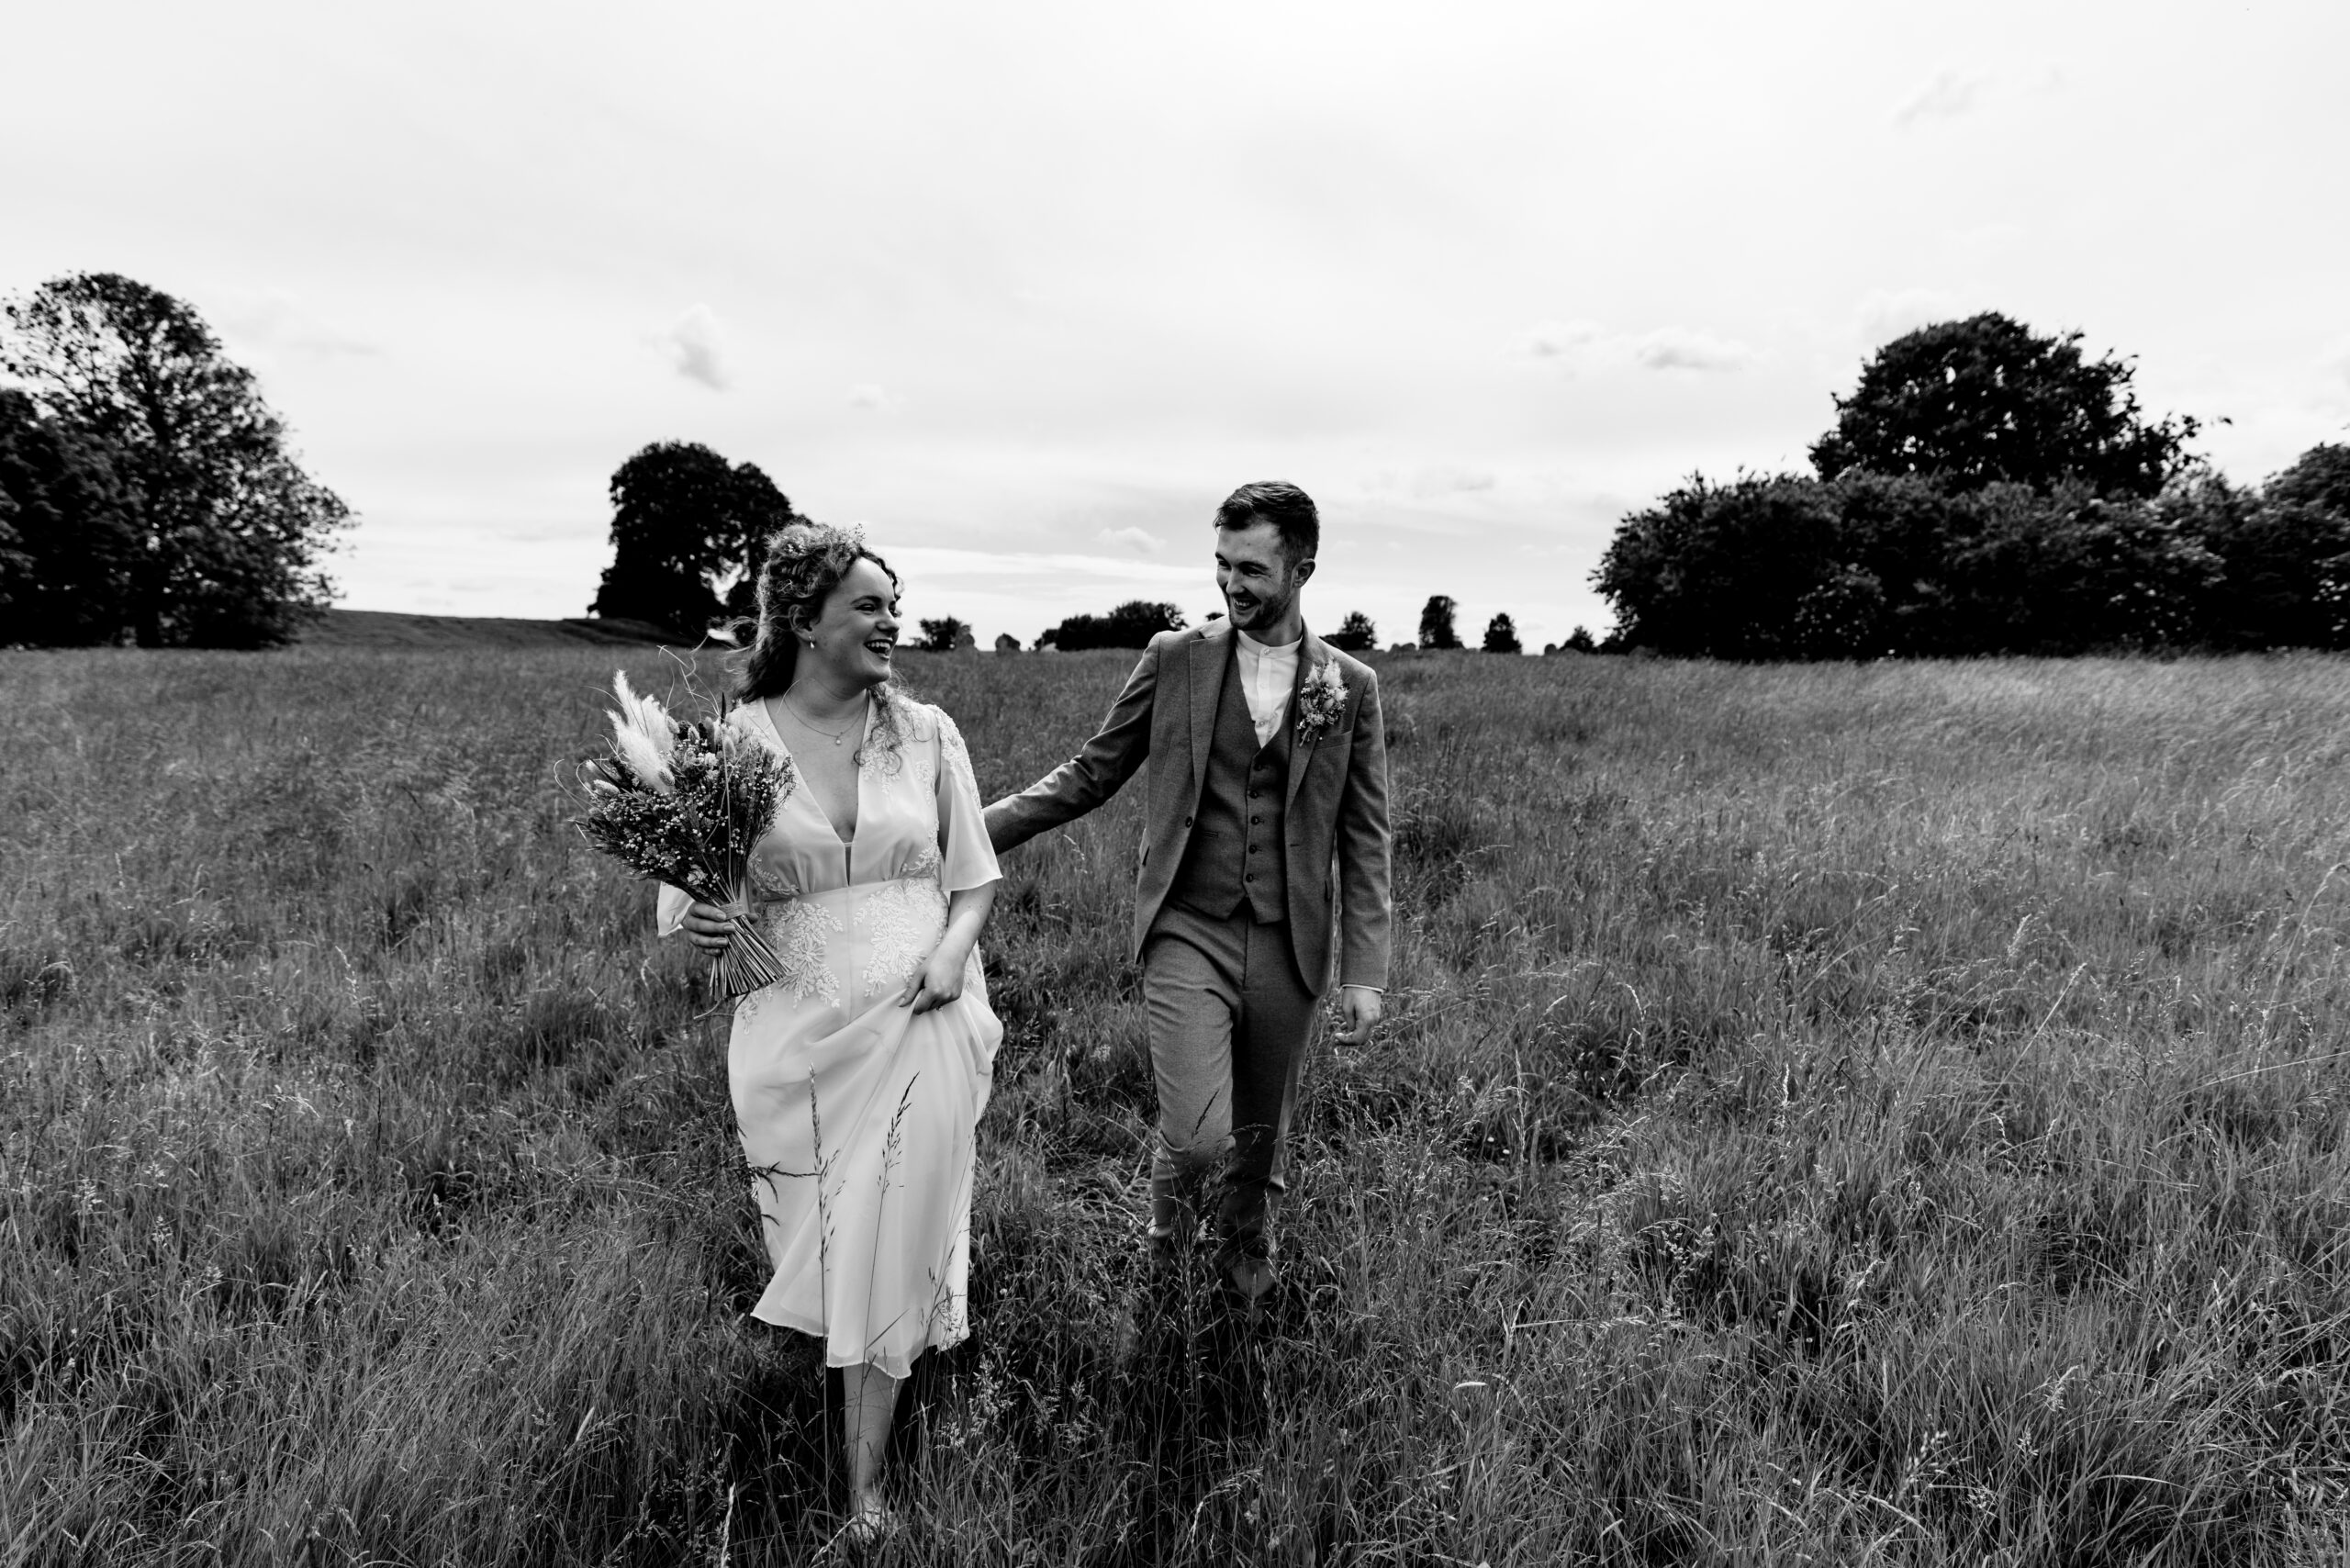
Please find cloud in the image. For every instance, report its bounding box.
[659,304,729,389]
[1365,465,1498,498]
[1854,287,1963,347]
[214,294,379,360]
[1630,328,1752,372]
[1527,319,1751,374]
[846,382,904,412]
[1894,69,1987,127]
[1527,319,1606,360]
[1097,525,1163,554]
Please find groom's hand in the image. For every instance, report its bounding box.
[1331,985,1382,1045]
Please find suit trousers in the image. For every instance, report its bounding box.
[1140,900,1319,1261]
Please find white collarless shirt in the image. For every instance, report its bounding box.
[1234,627,1301,748]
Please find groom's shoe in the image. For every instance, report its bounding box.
[1219,1237,1276,1323]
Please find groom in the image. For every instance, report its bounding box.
[985,481,1393,1307]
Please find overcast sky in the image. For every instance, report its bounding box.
[6,1,2344,647]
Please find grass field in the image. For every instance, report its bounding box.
[5,645,2349,1565]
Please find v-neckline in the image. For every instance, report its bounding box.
[751,697,867,848]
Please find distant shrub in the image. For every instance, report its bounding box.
[1595,459,2348,658]
[915,616,974,653]
[1326,610,1378,652]
[1417,595,1460,650]
[1482,612,1521,654]
[1037,599,1185,652]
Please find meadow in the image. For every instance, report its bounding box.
[4,644,2349,1566]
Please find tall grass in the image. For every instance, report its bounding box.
[3,646,2347,1564]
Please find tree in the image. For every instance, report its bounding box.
[1482,612,1521,653]
[915,616,975,653]
[2,272,348,646]
[1326,610,1377,652]
[1593,468,2244,659]
[1040,599,1186,651]
[2173,468,2350,650]
[1810,313,2196,499]
[1939,482,2221,653]
[1417,594,1460,649]
[0,388,138,645]
[1594,474,1853,658]
[2266,443,2350,518]
[589,442,800,635]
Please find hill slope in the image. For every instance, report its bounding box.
[300,609,685,649]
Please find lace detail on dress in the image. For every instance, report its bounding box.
[758,897,844,1009]
[867,700,939,797]
[856,866,948,998]
[747,856,801,902]
[937,711,977,800]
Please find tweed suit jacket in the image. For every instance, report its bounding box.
[983,618,1393,995]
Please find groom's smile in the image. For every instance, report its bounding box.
[1214,515,1315,641]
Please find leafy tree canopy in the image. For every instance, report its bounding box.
[1810,312,2196,499]
[1482,612,1521,654]
[589,442,799,636]
[2266,442,2350,517]
[2,272,349,647]
[0,388,137,646]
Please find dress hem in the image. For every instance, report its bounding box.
[748,1303,968,1380]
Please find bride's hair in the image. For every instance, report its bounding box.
[735,521,901,699]
[733,521,911,761]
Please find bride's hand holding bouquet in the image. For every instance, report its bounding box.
[576,671,796,997]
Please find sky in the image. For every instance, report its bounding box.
[5,0,2345,648]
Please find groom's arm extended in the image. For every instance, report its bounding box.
[1335,667,1393,994]
[983,637,1164,855]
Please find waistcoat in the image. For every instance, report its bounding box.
[1171,642,1292,923]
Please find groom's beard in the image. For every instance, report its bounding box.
[1223,584,1297,633]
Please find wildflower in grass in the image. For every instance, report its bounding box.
[576,671,796,996]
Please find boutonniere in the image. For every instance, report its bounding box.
[1293,659,1348,744]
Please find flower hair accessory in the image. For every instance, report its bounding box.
[1293,658,1348,744]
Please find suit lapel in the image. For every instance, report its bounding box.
[1282,629,1330,812]
[1188,621,1229,801]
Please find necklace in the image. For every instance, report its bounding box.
[783,688,864,747]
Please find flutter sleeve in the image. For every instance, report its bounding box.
[656,882,693,936]
[933,708,1003,893]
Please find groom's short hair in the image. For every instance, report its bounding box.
[1214,481,1319,564]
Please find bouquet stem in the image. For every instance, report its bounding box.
[711,892,788,999]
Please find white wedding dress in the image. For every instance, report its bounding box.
[659,697,1002,1378]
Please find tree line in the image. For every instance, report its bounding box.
[1595,313,2350,658]
[1023,598,1530,655]
[1,274,349,647]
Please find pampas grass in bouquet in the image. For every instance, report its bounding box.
[577,671,796,997]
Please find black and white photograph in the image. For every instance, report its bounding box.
[5,3,2348,1562]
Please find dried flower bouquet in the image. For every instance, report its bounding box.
[576,671,796,997]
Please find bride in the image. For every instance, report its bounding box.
[662,521,1002,1543]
